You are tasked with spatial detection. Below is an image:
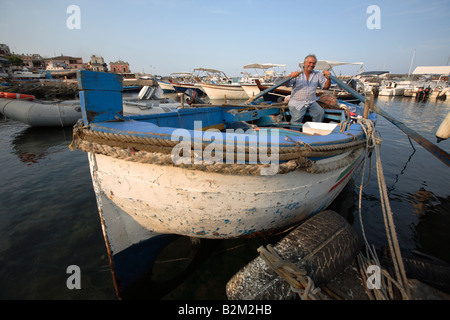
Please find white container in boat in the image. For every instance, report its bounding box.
[302,122,338,135]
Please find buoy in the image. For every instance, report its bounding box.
[226,210,362,300]
[436,112,450,143]
[0,92,36,101]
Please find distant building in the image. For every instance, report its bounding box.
[18,54,45,71]
[0,44,11,56]
[89,55,108,72]
[0,57,12,77]
[45,55,84,70]
[110,60,130,74]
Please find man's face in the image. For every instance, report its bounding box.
[304,57,316,72]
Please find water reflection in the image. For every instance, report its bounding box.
[411,191,450,263]
[387,138,416,193]
[11,126,73,164]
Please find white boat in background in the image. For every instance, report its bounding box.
[240,83,260,98]
[392,87,405,96]
[379,82,405,96]
[199,82,248,100]
[403,89,416,97]
[156,79,176,93]
[10,70,46,80]
[436,86,448,100]
[378,87,393,96]
[403,81,424,97]
[240,63,287,98]
[430,86,445,99]
[195,68,248,100]
[167,72,205,95]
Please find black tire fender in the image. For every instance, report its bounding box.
[226,210,362,300]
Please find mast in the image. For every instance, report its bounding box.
[408,49,416,78]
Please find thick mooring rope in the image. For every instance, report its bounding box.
[69,121,367,175]
[355,118,411,300]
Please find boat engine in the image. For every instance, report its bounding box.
[184,89,207,105]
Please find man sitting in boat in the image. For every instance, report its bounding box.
[285,54,331,123]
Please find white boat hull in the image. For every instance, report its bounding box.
[157,80,176,92]
[200,83,248,100]
[87,148,364,254]
[240,83,260,98]
[392,88,405,96]
[403,88,416,97]
[379,88,393,96]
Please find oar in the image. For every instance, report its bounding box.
[246,73,299,104]
[330,75,450,168]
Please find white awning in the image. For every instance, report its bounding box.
[193,68,224,74]
[412,66,450,75]
[170,72,193,75]
[243,63,287,69]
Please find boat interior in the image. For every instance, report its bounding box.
[88,103,358,142]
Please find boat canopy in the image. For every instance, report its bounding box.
[357,71,390,76]
[243,63,287,69]
[170,72,193,76]
[412,66,450,75]
[193,68,229,80]
[299,60,364,71]
[193,68,223,74]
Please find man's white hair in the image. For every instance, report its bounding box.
[304,54,317,63]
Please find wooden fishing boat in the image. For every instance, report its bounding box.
[71,70,377,297]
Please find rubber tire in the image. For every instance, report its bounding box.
[226,210,362,300]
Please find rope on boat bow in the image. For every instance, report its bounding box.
[69,121,368,175]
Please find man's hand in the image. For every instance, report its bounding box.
[323,70,331,79]
[289,70,302,78]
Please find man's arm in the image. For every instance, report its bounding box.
[323,70,331,90]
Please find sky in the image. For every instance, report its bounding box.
[1,0,449,77]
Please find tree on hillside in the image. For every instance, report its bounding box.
[6,55,24,66]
